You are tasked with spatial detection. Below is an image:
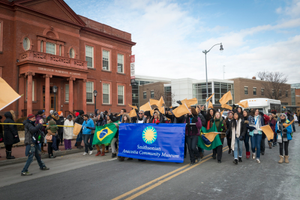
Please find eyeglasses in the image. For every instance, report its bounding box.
[138,113,143,114]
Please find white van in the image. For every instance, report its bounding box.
[239,98,281,114]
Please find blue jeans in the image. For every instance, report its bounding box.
[22,144,45,173]
[75,131,83,146]
[251,134,262,159]
[234,137,243,159]
[82,134,93,153]
[90,134,94,147]
[244,133,250,152]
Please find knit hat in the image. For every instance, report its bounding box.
[27,114,35,119]
[50,110,54,115]
[67,115,73,119]
[75,112,79,117]
[58,111,63,116]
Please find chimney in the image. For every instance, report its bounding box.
[252,76,256,80]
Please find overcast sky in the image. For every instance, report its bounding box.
[66,0,300,83]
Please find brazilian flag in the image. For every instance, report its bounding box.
[93,123,118,146]
[198,123,222,150]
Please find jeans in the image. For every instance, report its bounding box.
[244,133,250,152]
[22,144,45,173]
[234,137,243,159]
[82,134,92,153]
[75,131,83,146]
[186,135,199,163]
[279,141,289,156]
[292,123,296,132]
[90,134,94,147]
[251,134,262,159]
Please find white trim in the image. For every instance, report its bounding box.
[0,96,21,111]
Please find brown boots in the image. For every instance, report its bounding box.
[279,155,289,164]
[284,155,289,163]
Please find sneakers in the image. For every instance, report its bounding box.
[252,153,256,160]
[95,151,101,156]
[238,157,242,162]
[21,172,32,176]
[89,151,93,155]
[246,151,250,159]
[83,152,87,156]
[228,149,232,154]
[256,159,261,164]
[233,159,238,165]
[218,160,222,163]
[101,152,105,156]
[268,143,272,149]
[40,166,50,170]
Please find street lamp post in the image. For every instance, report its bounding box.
[93,90,98,112]
[53,86,58,111]
[202,43,224,106]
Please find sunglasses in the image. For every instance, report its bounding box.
[138,113,143,114]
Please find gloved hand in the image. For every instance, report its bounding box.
[156,122,159,125]
[239,136,245,141]
[283,129,287,133]
[277,130,281,133]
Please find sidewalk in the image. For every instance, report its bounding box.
[0,140,85,166]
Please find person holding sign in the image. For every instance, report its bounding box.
[275,113,292,164]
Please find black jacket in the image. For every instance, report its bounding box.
[23,118,43,145]
[230,119,246,140]
[3,112,18,145]
[56,116,65,134]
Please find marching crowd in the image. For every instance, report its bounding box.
[0,104,297,176]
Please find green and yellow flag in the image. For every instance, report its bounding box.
[198,123,222,150]
[93,123,118,146]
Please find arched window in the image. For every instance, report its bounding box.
[69,48,75,58]
[23,37,30,51]
[40,41,44,52]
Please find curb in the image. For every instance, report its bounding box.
[0,148,84,167]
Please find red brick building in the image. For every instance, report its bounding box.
[0,0,135,118]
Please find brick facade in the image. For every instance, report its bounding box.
[139,82,170,106]
[231,77,291,105]
[0,0,135,118]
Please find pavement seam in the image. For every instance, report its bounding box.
[113,146,229,200]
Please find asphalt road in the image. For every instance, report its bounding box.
[0,130,299,200]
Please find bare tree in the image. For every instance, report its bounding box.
[257,71,289,100]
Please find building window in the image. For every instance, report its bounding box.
[86,82,94,103]
[103,50,110,70]
[150,90,154,98]
[286,90,288,97]
[253,87,257,95]
[59,45,62,56]
[46,42,56,55]
[117,54,124,73]
[143,91,147,99]
[23,37,30,51]
[118,85,124,105]
[272,89,275,96]
[40,41,44,52]
[85,45,93,68]
[103,83,110,104]
[279,89,282,96]
[26,80,35,101]
[65,84,69,102]
[244,87,248,95]
[69,48,75,58]
[261,88,264,96]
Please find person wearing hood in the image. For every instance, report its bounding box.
[275,113,292,164]
[63,115,74,150]
[74,110,84,149]
[3,111,19,159]
[21,114,49,176]
[45,120,58,158]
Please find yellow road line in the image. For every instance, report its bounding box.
[113,146,228,200]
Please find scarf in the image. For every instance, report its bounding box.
[186,116,198,136]
[231,119,241,151]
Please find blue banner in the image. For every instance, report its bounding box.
[118,123,186,163]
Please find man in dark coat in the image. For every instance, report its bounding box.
[56,111,65,147]
[3,112,19,159]
[21,114,49,176]
[74,110,84,149]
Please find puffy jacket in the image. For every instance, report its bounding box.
[275,119,292,141]
[3,112,18,145]
[23,119,43,145]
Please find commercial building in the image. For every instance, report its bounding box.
[0,0,135,118]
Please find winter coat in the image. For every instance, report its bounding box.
[82,118,95,135]
[269,119,277,133]
[35,115,46,132]
[225,118,232,138]
[23,119,43,145]
[230,119,246,151]
[56,116,65,135]
[46,129,56,143]
[184,116,202,136]
[275,119,292,142]
[63,120,74,140]
[215,118,227,139]
[3,112,19,145]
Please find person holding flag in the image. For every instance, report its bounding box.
[184,108,202,165]
[213,112,227,163]
[81,114,95,156]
